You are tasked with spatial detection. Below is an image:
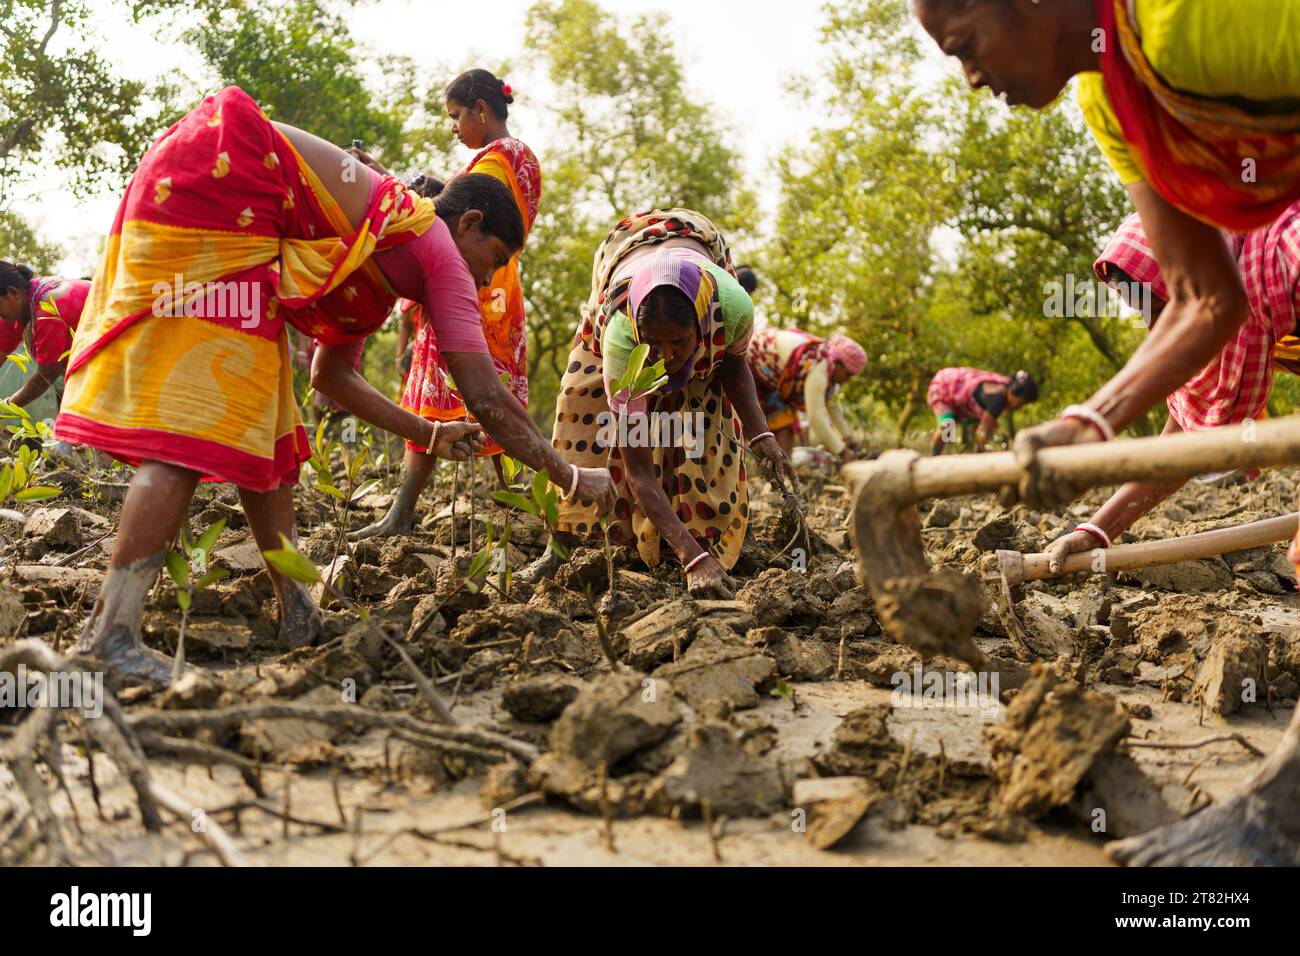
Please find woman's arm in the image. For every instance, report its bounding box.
[802,360,846,456]
[311,345,480,459]
[1079,183,1250,434]
[717,352,797,491]
[6,362,63,407]
[446,350,616,511]
[1042,417,1187,573]
[974,410,999,451]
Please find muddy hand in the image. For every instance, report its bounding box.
[752,434,800,495]
[430,421,484,461]
[573,466,617,516]
[999,418,1099,509]
[686,555,736,599]
[1043,528,1101,576]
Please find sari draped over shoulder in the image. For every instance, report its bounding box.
[747,327,829,433]
[551,209,751,571]
[1095,206,1300,430]
[401,138,541,456]
[1096,0,1300,231]
[55,86,437,491]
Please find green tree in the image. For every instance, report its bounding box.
[520,0,757,427]
[763,0,1142,440]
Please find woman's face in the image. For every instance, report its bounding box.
[831,363,855,386]
[913,0,1075,109]
[0,286,27,325]
[449,211,515,289]
[446,97,488,151]
[636,314,699,377]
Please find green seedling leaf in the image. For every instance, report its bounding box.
[350,478,380,503]
[262,534,322,585]
[14,486,61,502]
[0,466,13,502]
[492,491,538,515]
[193,567,231,590]
[316,482,346,500]
[177,589,192,612]
[196,518,227,557]
[501,455,520,483]
[165,551,189,589]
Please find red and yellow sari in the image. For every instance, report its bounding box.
[1096,0,1300,231]
[401,138,541,456]
[55,86,436,491]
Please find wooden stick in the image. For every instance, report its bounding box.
[998,513,1299,584]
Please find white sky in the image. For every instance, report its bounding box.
[15,0,955,275]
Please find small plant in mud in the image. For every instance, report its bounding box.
[465,516,512,599]
[164,519,231,683]
[306,420,378,596]
[0,441,60,513]
[492,469,570,562]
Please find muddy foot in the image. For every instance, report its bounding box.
[515,549,566,586]
[1106,791,1300,867]
[348,507,413,542]
[80,624,175,688]
[278,586,324,650]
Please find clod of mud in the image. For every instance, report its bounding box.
[0,585,24,635]
[23,507,96,553]
[549,671,680,769]
[527,752,651,816]
[736,569,826,627]
[554,547,609,594]
[747,627,835,680]
[643,722,787,817]
[1128,558,1233,594]
[1076,752,1178,838]
[985,666,1131,818]
[1010,590,1076,661]
[651,629,776,711]
[873,568,987,667]
[792,777,878,850]
[480,761,532,808]
[157,670,223,710]
[620,600,752,670]
[1193,617,1269,717]
[502,673,586,723]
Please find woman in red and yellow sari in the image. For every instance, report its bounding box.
[913,0,1300,867]
[54,86,610,687]
[354,69,542,540]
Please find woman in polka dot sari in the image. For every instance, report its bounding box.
[519,209,796,598]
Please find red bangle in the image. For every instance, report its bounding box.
[1076,522,1111,549]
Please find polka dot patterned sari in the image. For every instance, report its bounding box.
[551,209,750,570]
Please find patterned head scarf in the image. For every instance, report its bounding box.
[1093,213,1170,321]
[826,334,867,375]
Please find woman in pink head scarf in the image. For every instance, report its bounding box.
[746,326,868,465]
[926,367,1039,456]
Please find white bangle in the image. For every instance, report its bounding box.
[1061,405,1115,442]
[424,421,442,455]
[684,551,711,573]
[1076,522,1112,549]
[563,463,581,501]
[749,431,775,448]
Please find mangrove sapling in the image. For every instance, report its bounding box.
[464,517,512,601]
[262,534,458,725]
[491,468,570,562]
[164,519,231,683]
[307,421,379,598]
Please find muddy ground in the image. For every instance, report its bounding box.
[2,439,1298,866]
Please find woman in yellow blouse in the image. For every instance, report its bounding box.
[913,0,1300,867]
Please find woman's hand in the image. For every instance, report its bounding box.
[427,421,485,461]
[1001,417,1104,509]
[345,144,388,176]
[1043,528,1104,576]
[751,434,799,494]
[686,554,737,600]
[571,466,617,517]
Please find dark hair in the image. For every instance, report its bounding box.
[0,260,34,295]
[445,69,514,121]
[735,265,758,295]
[435,173,525,252]
[404,172,445,199]
[636,285,697,332]
[1009,371,1039,403]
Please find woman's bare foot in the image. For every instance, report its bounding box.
[1106,706,1300,866]
[348,502,415,541]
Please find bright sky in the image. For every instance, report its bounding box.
[16,0,953,275]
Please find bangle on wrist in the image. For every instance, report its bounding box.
[1061,405,1116,442]
[1076,522,1112,549]
[562,463,581,501]
[748,431,775,449]
[424,420,442,455]
[683,551,711,573]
